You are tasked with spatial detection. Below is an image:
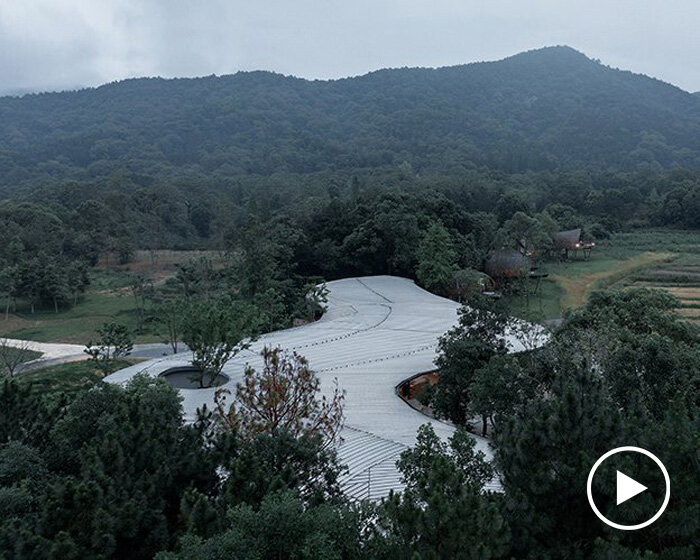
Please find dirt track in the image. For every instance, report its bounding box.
[549,252,673,309]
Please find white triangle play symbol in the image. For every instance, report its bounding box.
[617,470,647,505]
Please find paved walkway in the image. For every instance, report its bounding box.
[1,338,184,374]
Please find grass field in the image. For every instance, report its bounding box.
[17,359,131,397]
[506,230,700,321]
[548,251,674,308]
[0,292,144,343]
[0,250,222,344]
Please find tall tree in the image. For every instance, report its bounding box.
[214,346,344,448]
[433,295,510,427]
[84,322,134,373]
[416,221,457,295]
[129,274,153,333]
[0,339,37,377]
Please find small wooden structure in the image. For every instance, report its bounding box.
[484,250,530,285]
[483,250,549,294]
[553,228,595,260]
[447,269,496,302]
[398,371,439,401]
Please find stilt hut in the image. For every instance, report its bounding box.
[484,250,530,288]
[553,228,595,260]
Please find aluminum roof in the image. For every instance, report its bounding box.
[105,276,532,499]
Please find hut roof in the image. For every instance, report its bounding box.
[553,228,582,249]
[484,250,530,278]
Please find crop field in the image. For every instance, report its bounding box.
[617,250,700,325]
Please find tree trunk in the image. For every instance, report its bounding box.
[170,330,178,354]
[482,414,488,437]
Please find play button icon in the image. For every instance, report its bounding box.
[587,446,670,530]
[616,471,647,505]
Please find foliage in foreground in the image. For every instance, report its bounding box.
[434,288,699,559]
[0,289,698,559]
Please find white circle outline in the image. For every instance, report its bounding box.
[586,446,670,531]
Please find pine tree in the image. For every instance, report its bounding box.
[378,425,509,560]
[416,221,457,295]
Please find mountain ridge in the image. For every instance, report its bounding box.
[1,46,699,190]
[3,46,691,98]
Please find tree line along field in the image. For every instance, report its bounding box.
[2,231,697,346]
[0,250,224,344]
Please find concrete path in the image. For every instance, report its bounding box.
[1,338,84,360]
[2,338,185,374]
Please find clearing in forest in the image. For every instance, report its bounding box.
[0,250,223,344]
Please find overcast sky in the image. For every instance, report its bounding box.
[1,0,698,96]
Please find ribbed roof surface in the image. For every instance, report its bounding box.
[105,276,530,500]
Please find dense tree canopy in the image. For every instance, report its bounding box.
[433,288,699,559]
[2,46,700,194]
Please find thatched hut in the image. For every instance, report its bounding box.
[484,250,530,281]
[553,228,595,259]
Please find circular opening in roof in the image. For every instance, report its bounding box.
[159,366,229,389]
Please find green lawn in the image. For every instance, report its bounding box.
[2,293,142,343]
[17,359,131,397]
[505,278,564,321]
[0,251,212,344]
[0,268,166,344]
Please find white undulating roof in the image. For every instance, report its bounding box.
[106,276,530,500]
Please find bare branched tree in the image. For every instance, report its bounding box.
[0,338,37,377]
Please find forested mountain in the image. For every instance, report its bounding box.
[1,46,700,192]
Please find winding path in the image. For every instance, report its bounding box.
[105,276,533,500]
